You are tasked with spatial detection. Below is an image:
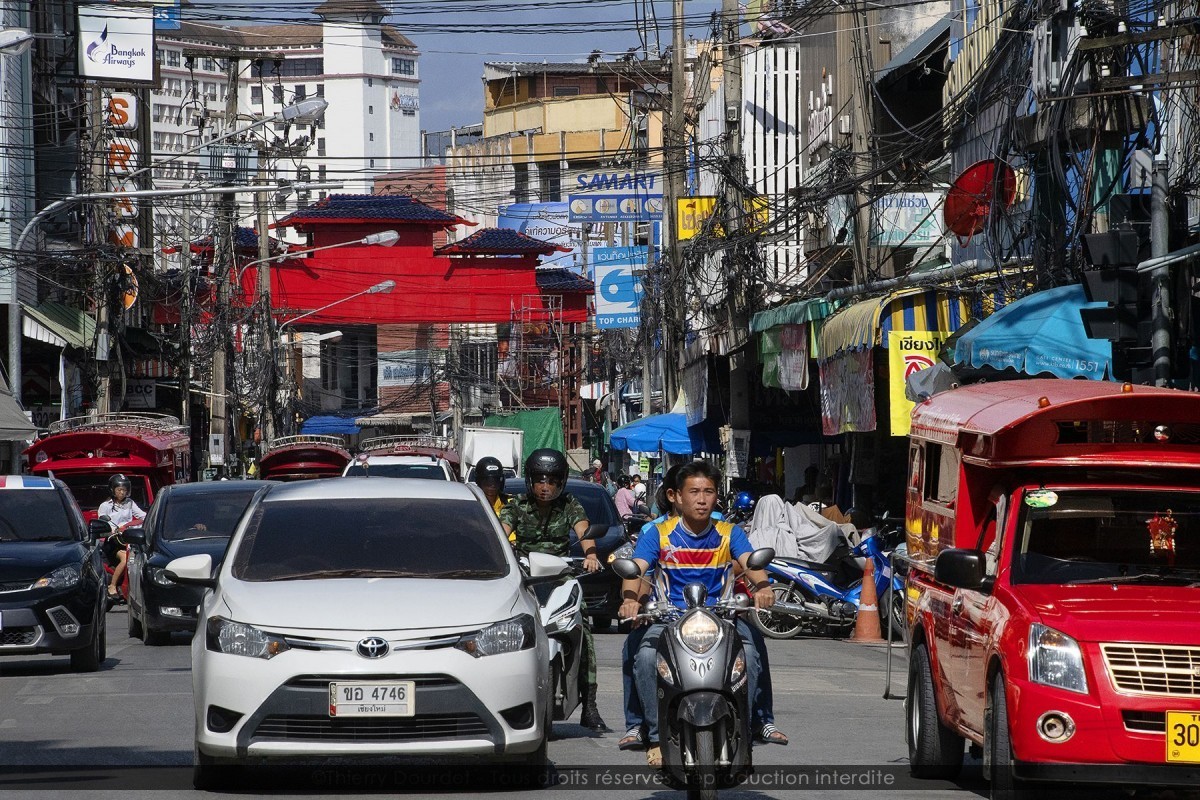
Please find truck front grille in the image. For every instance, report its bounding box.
[1102,644,1200,697]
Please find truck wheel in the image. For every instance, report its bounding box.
[988,677,1042,800]
[906,644,964,778]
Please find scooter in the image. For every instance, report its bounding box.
[92,516,132,609]
[612,548,776,800]
[529,556,587,723]
[750,524,905,640]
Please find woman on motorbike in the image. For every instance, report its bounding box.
[97,474,145,602]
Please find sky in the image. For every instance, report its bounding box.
[185,0,721,133]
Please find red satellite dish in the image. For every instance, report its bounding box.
[944,160,1017,245]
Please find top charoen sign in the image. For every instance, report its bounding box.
[78,4,157,85]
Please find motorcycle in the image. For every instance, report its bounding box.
[528,555,587,724]
[90,516,132,609]
[750,519,905,641]
[611,548,777,800]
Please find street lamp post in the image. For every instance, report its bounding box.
[275,279,396,436]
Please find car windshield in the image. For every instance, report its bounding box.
[231,497,509,581]
[57,474,151,511]
[160,489,260,541]
[344,463,448,479]
[0,491,74,542]
[1013,489,1200,585]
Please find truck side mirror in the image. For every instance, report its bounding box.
[935,548,987,590]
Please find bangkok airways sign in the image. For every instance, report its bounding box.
[78,5,157,84]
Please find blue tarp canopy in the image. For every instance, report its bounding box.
[300,415,362,435]
[953,284,1113,380]
[609,413,720,455]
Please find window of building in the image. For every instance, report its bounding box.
[317,114,325,130]
[295,85,306,101]
[539,161,561,202]
[317,138,326,156]
[369,132,374,142]
[318,165,326,181]
[251,85,262,105]
[165,49,180,67]
[272,85,284,105]
[368,105,374,114]
[368,78,373,87]
[403,109,415,117]
[369,159,375,168]
[552,86,580,97]
[513,163,530,204]
[316,84,324,97]
[203,57,217,72]
[203,82,217,101]
[251,58,323,78]
[321,340,338,390]
[392,58,415,75]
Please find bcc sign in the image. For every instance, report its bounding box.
[127,378,156,409]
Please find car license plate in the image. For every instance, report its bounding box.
[328,681,415,717]
[1166,711,1200,763]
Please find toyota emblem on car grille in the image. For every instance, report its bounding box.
[356,637,390,659]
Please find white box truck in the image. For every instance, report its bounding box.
[460,426,524,482]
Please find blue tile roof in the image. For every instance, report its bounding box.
[279,194,467,227]
[535,268,593,293]
[436,227,570,255]
[187,226,273,252]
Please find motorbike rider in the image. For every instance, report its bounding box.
[474,456,512,515]
[499,448,609,732]
[98,474,145,601]
[619,460,777,767]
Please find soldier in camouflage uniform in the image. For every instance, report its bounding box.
[500,448,609,732]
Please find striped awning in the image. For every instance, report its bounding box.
[21,302,94,350]
[819,288,970,358]
[749,297,836,333]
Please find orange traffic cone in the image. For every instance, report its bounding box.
[849,558,885,643]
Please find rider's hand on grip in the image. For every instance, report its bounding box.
[753,586,775,610]
[619,599,642,627]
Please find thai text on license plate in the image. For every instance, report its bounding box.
[1166,711,1200,763]
[328,681,415,717]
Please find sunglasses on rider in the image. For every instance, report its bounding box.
[531,474,563,486]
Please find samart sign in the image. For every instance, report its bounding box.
[78,4,156,84]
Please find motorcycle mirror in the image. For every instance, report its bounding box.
[122,527,146,546]
[87,519,111,540]
[683,583,708,609]
[586,522,609,540]
[746,547,775,571]
[610,557,641,581]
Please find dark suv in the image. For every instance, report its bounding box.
[0,475,107,671]
[503,477,626,630]
[124,481,272,645]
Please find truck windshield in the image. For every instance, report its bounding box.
[57,474,151,511]
[1013,489,1200,585]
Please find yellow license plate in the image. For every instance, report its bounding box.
[1166,711,1200,763]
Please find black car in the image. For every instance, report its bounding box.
[124,481,272,644]
[503,477,627,630]
[0,475,107,671]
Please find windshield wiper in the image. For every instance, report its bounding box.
[1068,572,1200,586]
[429,569,503,579]
[273,568,426,580]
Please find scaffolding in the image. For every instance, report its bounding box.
[499,294,564,409]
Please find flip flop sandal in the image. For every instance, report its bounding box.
[758,724,789,745]
[618,726,644,751]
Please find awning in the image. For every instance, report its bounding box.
[819,288,969,357]
[301,415,362,435]
[953,284,1112,380]
[750,297,835,333]
[0,372,36,441]
[21,302,94,350]
[875,16,951,86]
[609,412,720,455]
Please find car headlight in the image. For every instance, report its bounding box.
[455,614,536,658]
[206,616,290,660]
[656,652,675,685]
[1029,623,1088,694]
[34,564,81,590]
[546,585,581,632]
[149,566,175,587]
[678,610,720,653]
[729,648,747,690]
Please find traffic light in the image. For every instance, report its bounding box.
[1079,231,1140,343]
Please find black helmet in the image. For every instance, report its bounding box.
[524,448,568,498]
[617,474,632,489]
[474,456,506,488]
[108,474,131,494]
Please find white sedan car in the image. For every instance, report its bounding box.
[166,478,565,788]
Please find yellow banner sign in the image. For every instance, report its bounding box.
[888,330,947,437]
[676,196,769,240]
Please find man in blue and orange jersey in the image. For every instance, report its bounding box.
[618,460,776,766]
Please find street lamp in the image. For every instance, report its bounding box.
[0,28,33,54]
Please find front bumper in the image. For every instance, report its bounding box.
[140,580,203,633]
[0,584,101,655]
[194,631,547,761]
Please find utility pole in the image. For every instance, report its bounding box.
[257,176,274,443]
[1151,154,1170,386]
[92,86,112,416]
[179,200,192,430]
[721,0,750,441]
[663,0,687,408]
[210,56,241,475]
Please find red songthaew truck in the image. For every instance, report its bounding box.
[903,379,1200,796]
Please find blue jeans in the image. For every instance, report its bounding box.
[745,620,774,727]
[633,617,762,743]
[622,625,648,730]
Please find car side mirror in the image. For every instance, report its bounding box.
[524,552,571,586]
[747,547,775,571]
[935,548,987,591]
[610,557,641,581]
[122,527,145,546]
[165,553,217,588]
[87,519,111,541]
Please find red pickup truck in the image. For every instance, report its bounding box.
[903,379,1200,798]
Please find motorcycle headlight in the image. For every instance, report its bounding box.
[206,616,290,660]
[546,585,581,632]
[455,614,536,658]
[34,564,81,590]
[729,649,747,690]
[1028,623,1088,694]
[149,566,175,587]
[678,610,721,653]
[656,652,675,685]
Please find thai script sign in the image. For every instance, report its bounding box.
[888,330,947,436]
[592,246,646,330]
[871,192,945,247]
